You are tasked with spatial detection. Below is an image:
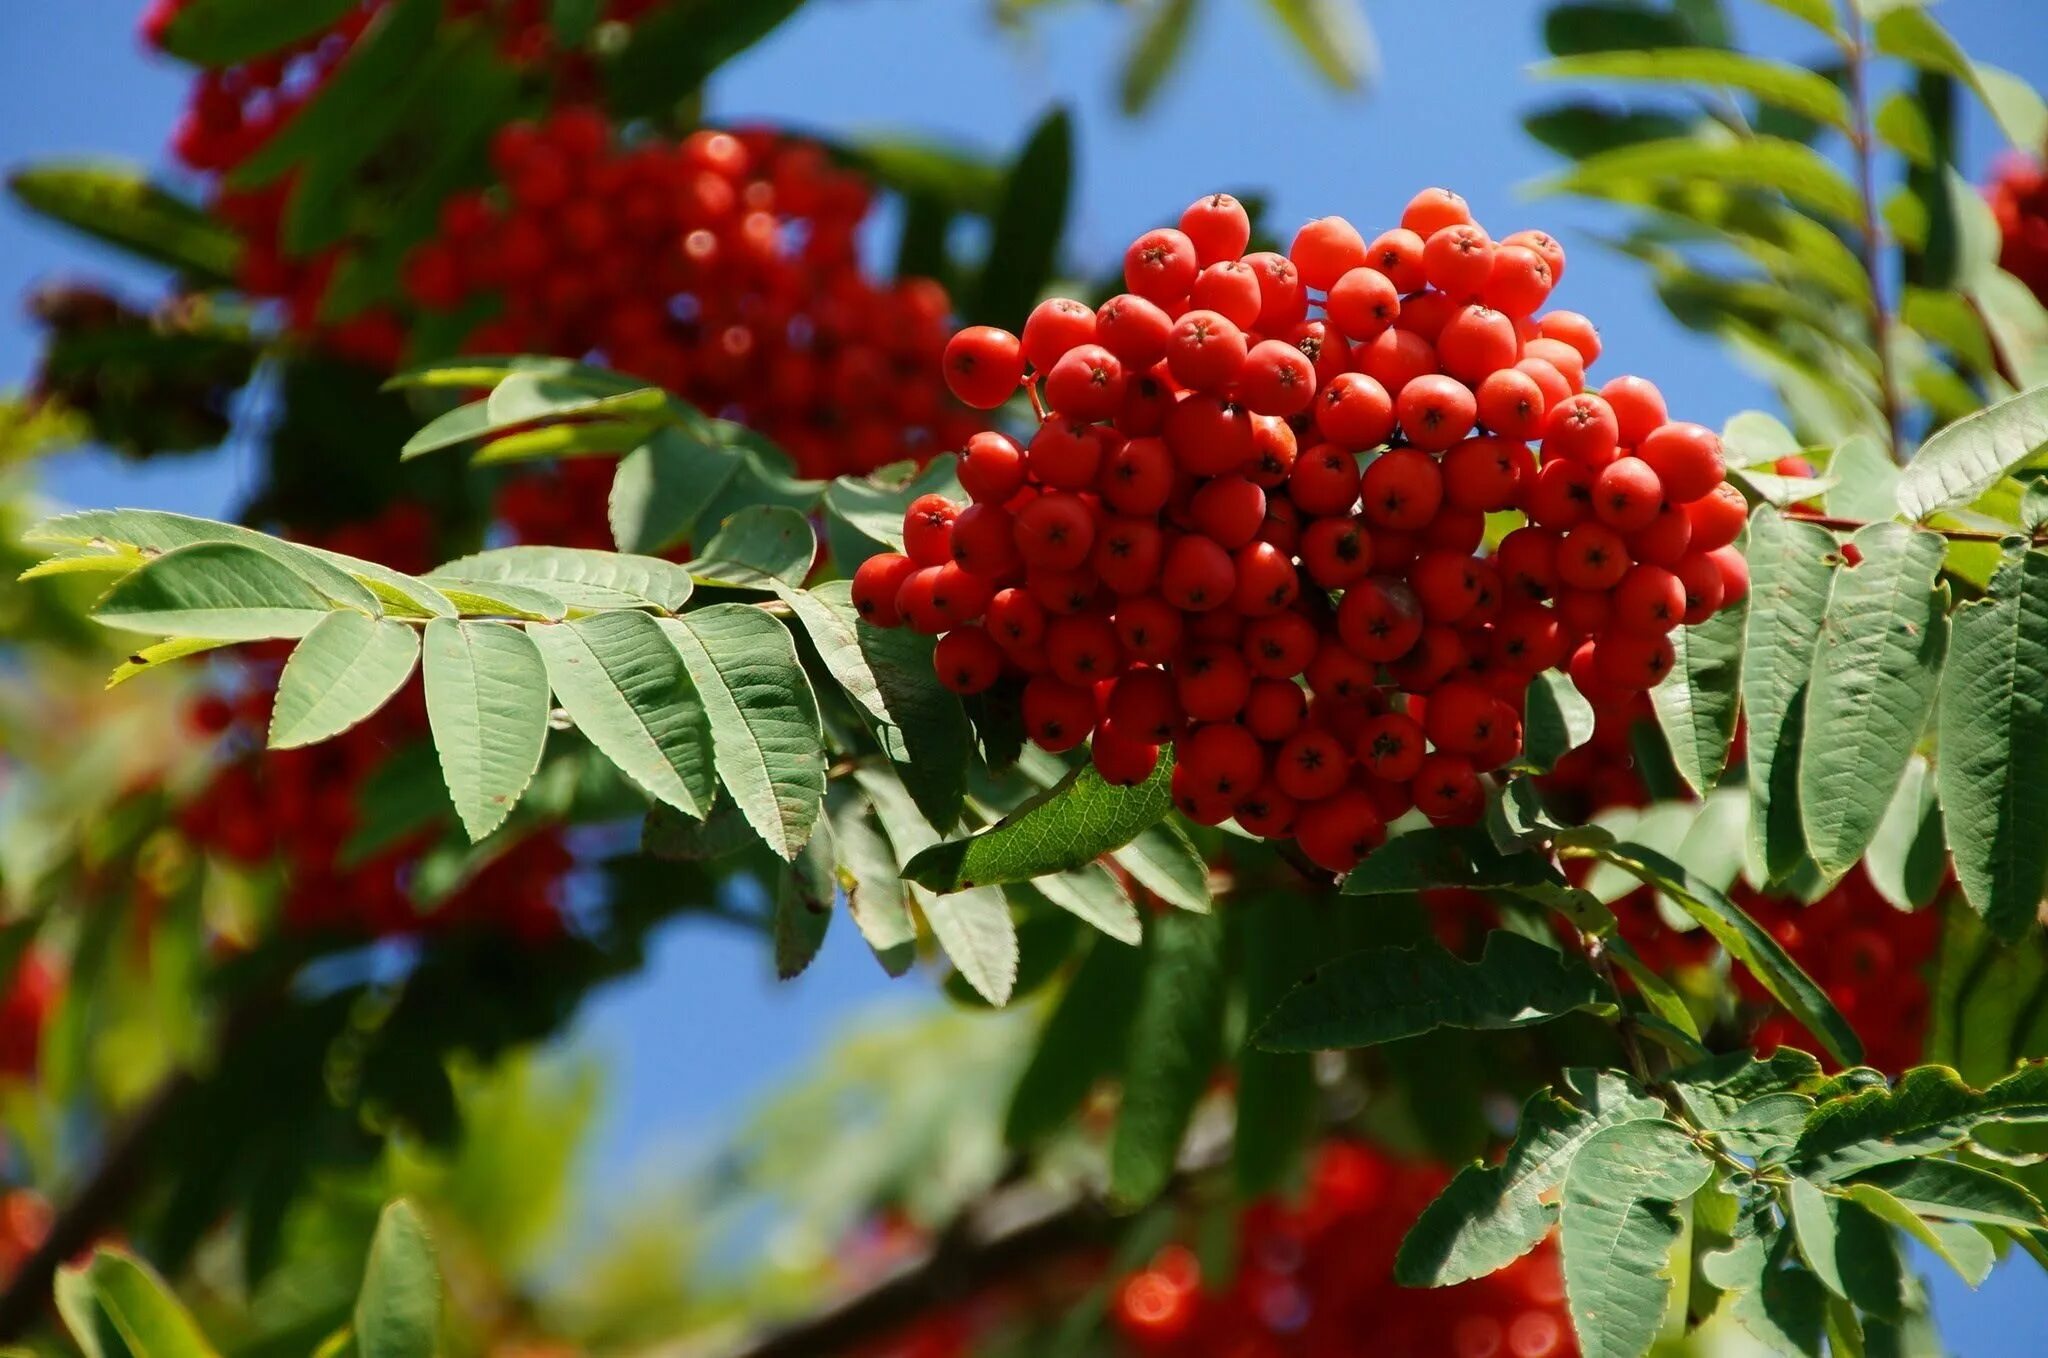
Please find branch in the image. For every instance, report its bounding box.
[1792,511,2041,543]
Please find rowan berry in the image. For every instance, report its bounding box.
[1600,375,1668,447]
[1437,305,1519,385]
[1543,392,1621,467]
[1230,540,1300,616]
[1242,251,1309,331]
[1524,336,1588,392]
[1091,722,1162,786]
[1403,187,1473,237]
[1166,310,1248,392]
[852,552,917,627]
[1337,577,1425,662]
[1237,339,1318,418]
[1276,728,1353,801]
[1476,367,1548,439]
[986,586,1048,649]
[1108,667,1182,743]
[1639,420,1724,503]
[1021,297,1097,371]
[1023,677,1097,752]
[1294,790,1386,873]
[1627,502,1693,567]
[1094,293,1173,370]
[1484,243,1555,317]
[1423,224,1496,298]
[943,326,1024,408]
[1161,534,1236,612]
[1233,782,1298,838]
[933,626,1004,694]
[1356,711,1426,781]
[958,430,1026,503]
[1684,480,1749,552]
[1709,544,1750,605]
[950,503,1022,578]
[1179,192,1252,266]
[1163,393,1255,476]
[1115,596,1183,664]
[1046,615,1123,686]
[1305,637,1378,701]
[1360,448,1443,530]
[1325,266,1401,341]
[1180,722,1265,799]
[1189,260,1264,330]
[1246,414,1299,488]
[1503,227,1567,282]
[1413,752,1483,823]
[903,493,959,565]
[1244,677,1308,741]
[1300,515,1374,587]
[1100,435,1175,515]
[1611,563,1686,636]
[1592,456,1665,532]
[1556,522,1631,591]
[1315,372,1397,449]
[1672,551,1726,624]
[1358,327,1438,394]
[1124,227,1200,304]
[1010,492,1095,570]
[1538,309,1601,365]
[1443,435,1526,513]
[1091,516,1165,596]
[1594,631,1675,690]
[1290,215,1370,291]
[1366,227,1428,292]
[1392,288,1459,344]
[1042,343,1125,422]
[1396,373,1477,451]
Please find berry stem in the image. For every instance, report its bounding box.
[1797,512,2041,544]
[1837,0,1908,468]
[1025,376,1047,423]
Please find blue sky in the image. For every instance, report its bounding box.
[5,0,2048,1345]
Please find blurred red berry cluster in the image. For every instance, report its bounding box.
[1105,1143,1574,1358]
[874,189,1745,874]
[1989,151,2048,303]
[0,955,58,1081]
[0,1191,52,1284]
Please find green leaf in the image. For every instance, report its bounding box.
[821,457,962,555]
[604,0,804,117]
[1790,1179,1907,1321]
[1397,1070,1664,1287]
[530,612,714,817]
[918,885,1018,1006]
[1793,1064,2048,1181]
[1753,0,1839,34]
[1110,820,1211,914]
[269,613,420,750]
[1729,1259,1829,1357]
[1560,1120,1712,1358]
[660,607,825,859]
[431,546,694,612]
[1873,9,2048,151]
[777,581,969,831]
[1032,864,1141,945]
[354,1200,440,1358]
[156,0,359,65]
[1524,103,1695,157]
[1118,0,1200,115]
[1537,50,1852,131]
[774,821,837,980]
[1822,434,1902,524]
[1254,932,1610,1052]
[1004,935,1148,1150]
[83,1250,220,1358]
[971,109,1072,327]
[429,580,568,622]
[27,511,372,614]
[1257,0,1376,92]
[1862,756,1947,912]
[484,370,669,428]
[903,752,1173,891]
[1234,896,1319,1196]
[685,505,816,590]
[1897,382,2048,519]
[1939,543,2048,939]
[1519,669,1597,773]
[1110,911,1227,1209]
[1535,137,1863,224]
[1570,840,1862,1066]
[1848,1159,2048,1232]
[829,797,916,975]
[1741,506,1839,883]
[1843,1181,1995,1286]
[107,637,235,688]
[608,424,745,554]
[9,163,239,284]
[1798,524,1949,878]
[1345,824,1609,927]
[94,541,346,640]
[1651,588,1746,795]
[421,619,551,841]
[1544,2,1696,54]
[472,420,656,466]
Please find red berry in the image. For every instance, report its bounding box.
[1166,309,1249,392]
[1092,722,1162,786]
[1601,375,1669,447]
[1189,260,1264,330]
[1437,305,1520,385]
[1360,448,1443,530]
[1592,456,1665,532]
[1315,373,1397,450]
[1027,417,1104,490]
[1484,243,1555,317]
[1163,393,1256,477]
[943,326,1024,408]
[1366,228,1428,292]
[1476,367,1548,439]
[933,626,1004,693]
[1543,393,1621,468]
[1237,339,1318,418]
[1180,192,1252,266]
[1024,677,1097,751]
[1325,266,1401,341]
[1095,293,1174,368]
[903,493,960,566]
[1395,374,1477,451]
[1043,343,1126,422]
[1290,215,1370,290]
[1337,577,1425,662]
[1275,727,1352,801]
[1294,790,1385,873]
[1639,421,1724,503]
[1124,227,1200,304]
[1413,752,1483,823]
[1108,668,1182,744]
[1611,563,1687,636]
[1685,480,1749,551]
[1242,251,1308,331]
[1423,224,1496,298]
[1161,534,1236,613]
[958,430,1026,503]
[851,552,916,627]
[1538,309,1601,365]
[1402,187,1473,239]
[1673,551,1727,624]
[1013,492,1095,569]
[1021,296,1098,371]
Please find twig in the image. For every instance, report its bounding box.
[1837,0,1907,466]
[1792,511,2040,543]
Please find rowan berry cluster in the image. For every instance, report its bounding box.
[866,190,1743,872]
[179,507,569,943]
[1110,1142,1575,1358]
[1989,152,2048,303]
[405,114,972,478]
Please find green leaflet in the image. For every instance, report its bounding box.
[1234,896,1320,1197]
[1862,756,1947,912]
[1789,1180,1908,1322]
[916,884,1018,1007]
[421,619,551,842]
[685,505,816,590]
[773,819,837,981]
[1003,934,1148,1151]
[71,1249,220,1358]
[1109,820,1211,914]
[822,458,964,555]
[1109,910,1227,1210]
[1518,669,1596,774]
[8,162,240,285]
[827,791,916,975]
[154,0,359,64]
[1344,824,1607,927]
[1740,506,1838,884]
[1559,1119,1712,1358]
[430,579,567,622]
[354,1201,440,1358]
[1536,49,1852,131]
[1873,8,2048,152]
[529,611,714,818]
[1792,1064,2048,1181]
[1117,0,1199,115]
[1938,543,2048,939]
[108,637,235,689]
[1396,1070,1664,1287]
[1798,524,1948,878]
[94,541,349,641]
[1569,840,1861,1066]
[269,612,420,750]
[431,546,695,612]
[1031,863,1141,945]
[1848,1158,2048,1232]
[659,607,825,860]
[1651,585,1746,796]
[969,109,1072,328]
[904,752,1173,893]
[1534,136,1862,223]
[1253,932,1611,1053]
[607,424,745,555]
[778,581,969,831]
[1843,1181,1995,1287]
[1897,382,2048,520]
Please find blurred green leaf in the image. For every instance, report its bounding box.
[1536,136,1862,223]
[605,0,807,117]
[10,163,240,285]
[970,108,1072,327]
[1537,49,1852,130]
[354,1201,440,1358]
[1258,0,1376,92]
[1119,0,1201,115]
[157,0,359,66]
[1110,910,1226,1209]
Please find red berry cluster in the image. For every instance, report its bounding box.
[179,507,569,943]
[0,954,58,1081]
[405,115,972,479]
[1989,152,2048,304]
[1110,1142,1575,1358]
[0,1190,52,1283]
[865,190,1743,873]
